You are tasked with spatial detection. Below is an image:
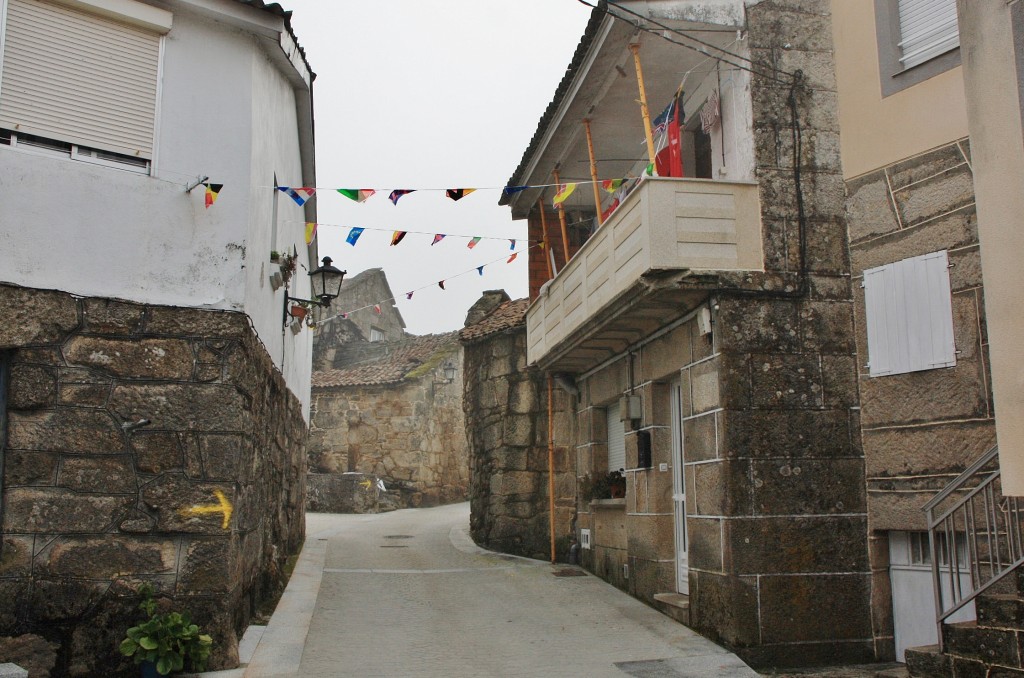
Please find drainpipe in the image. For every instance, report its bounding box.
[547,373,556,563]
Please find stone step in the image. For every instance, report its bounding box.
[976,592,1024,628]
[942,620,1021,666]
[652,592,690,626]
[904,644,951,678]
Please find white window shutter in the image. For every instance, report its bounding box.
[607,403,626,473]
[898,0,960,69]
[0,0,161,158]
[864,250,956,378]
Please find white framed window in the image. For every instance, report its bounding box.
[0,0,171,164]
[897,0,959,70]
[863,250,956,377]
[369,327,384,343]
[606,402,625,473]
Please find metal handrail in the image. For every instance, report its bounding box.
[926,445,1024,651]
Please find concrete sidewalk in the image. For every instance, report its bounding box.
[226,503,759,678]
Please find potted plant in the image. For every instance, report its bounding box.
[119,583,213,677]
[581,469,626,501]
[269,250,282,263]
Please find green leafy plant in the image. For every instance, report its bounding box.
[581,469,626,501]
[119,584,213,676]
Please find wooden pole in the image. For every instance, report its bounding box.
[537,200,554,280]
[552,168,571,266]
[630,43,657,166]
[548,373,556,564]
[583,118,604,226]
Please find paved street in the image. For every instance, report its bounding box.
[242,502,758,678]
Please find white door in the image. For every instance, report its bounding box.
[670,379,689,594]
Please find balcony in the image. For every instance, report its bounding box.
[526,177,763,371]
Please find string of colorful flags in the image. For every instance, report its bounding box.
[295,221,540,248]
[311,242,540,328]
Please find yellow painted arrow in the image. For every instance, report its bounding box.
[359,479,373,490]
[178,489,233,529]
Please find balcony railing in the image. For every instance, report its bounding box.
[526,177,763,368]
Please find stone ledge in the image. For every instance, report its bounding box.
[591,498,626,509]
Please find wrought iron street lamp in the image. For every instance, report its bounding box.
[284,256,346,327]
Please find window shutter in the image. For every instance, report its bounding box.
[898,0,959,69]
[0,0,161,158]
[607,403,626,472]
[864,250,956,377]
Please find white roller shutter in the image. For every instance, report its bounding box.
[0,0,161,158]
[898,0,959,70]
[607,403,626,473]
[863,250,956,377]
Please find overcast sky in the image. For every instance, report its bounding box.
[287,1,593,335]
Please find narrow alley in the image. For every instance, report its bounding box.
[243,503,758,678]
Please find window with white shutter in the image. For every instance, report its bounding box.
[606,403,626,473]
[0,0,171,161]
[863,250,957,377]
[897,0,959,70]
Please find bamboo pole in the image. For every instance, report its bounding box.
[548,373,556,564]
[630,43,657,166]
[552,168,571,266]
[537,200,554,280]
[583,119,604,226]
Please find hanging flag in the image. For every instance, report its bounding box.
[502,185,528,196]
[388,189,414,205]
[467,237,482,249]
[602,198,621,222]
[374,304,382,315]
[477,266,484,276]
[509,239,516,250]
[601,179,624,193]
[700,89,721,133]
[538,242,546,249]
[203,183,223,208]
[346,227,365,246]
[406,292,414,300]
[445,188,477,201]
[337,188,375,203]
[278,186,315,206]
[431,234,446,246]
[341,313,349,319]
[645,162,657,177]
[552,183,577,206]
[390,231,407,246]
[652,99,674,135]
[655,90,685,178]
[507,253,518,264]
[305,222,317,245]
[438,280,446,290]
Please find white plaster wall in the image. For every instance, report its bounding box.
[0,2,315,410]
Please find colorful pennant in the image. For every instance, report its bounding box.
[507,253,518,264]
[305,222,317,245]
[509,239,516,250]
[346,227,365,246]
[445,188,477,201]
[391,231,408,246]
[203,182,223,209]
[374,304,382,315]
[552,183,577,206]
[338,188,376,203]
[467,237,481,249]
[278,186,315,206]
[602,179,624,193]
[431,234,446,246]
[438,280,446,290]
[406,292,414,300]
[502,185,528,196]
[388,189,414,205]
[477,266,484,276]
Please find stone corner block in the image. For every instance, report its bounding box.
[0,285,79,349]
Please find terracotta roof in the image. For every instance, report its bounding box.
[232,0,314,80]
[312,332,458,388]
[459,299,529,343]
[498,3,605,205]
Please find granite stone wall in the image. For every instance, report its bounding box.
[0,284,307,677]
[462,326,575,562]
[845,139,990,660]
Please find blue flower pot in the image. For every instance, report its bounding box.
[141,660,160,678]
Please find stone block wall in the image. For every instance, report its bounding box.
[308,353,468,510]
[0,285,307,677]
[845,139,991,659]
[462,326,575,561]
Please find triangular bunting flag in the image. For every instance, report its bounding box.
[388,189,414,205]
[552,183,577,206]
[438,280,446,290]
[374,304,382,315]
[341,313,349,319]
[602,179,624,193]
[502,185,528,196]
[477,266,484,276]
[278,186,315,206]
[406,292,414,300]
[467,237,481,249]
[203,183,223,209]
[346,227,365,246]
[390,231,407,246]
[507,253,518,264]
[645,162,657,177]
[445,188,477,201]
[538,242,546,249]
[338,189,375,203]
[431,234,446,246]
[509,239,516,250]
[305,222,317,245]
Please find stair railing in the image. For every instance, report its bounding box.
[925,445,1024,650]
